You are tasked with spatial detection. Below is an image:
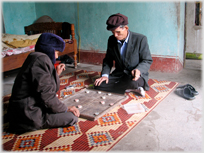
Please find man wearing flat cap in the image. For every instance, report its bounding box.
[94,13,153,96]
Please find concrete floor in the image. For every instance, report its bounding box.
[2,59,203,151]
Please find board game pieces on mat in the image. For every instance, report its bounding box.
[60,88,129,121]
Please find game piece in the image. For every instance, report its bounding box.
[94,112,99,115]
[98,91,101,94]
[101,96,106,99]
[86,90,90,93]
[77,105,82,108]
[107,93,112,96]
[60,88,129,121]
[75,99,79,102]
[100,101,105,105]
[109,103,114,106]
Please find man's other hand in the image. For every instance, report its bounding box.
[131,69,141,81]
[68,106,80,117]
[56,63,66,76]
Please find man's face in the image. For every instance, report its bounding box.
[111,25,129,40]
[55,51,60,59]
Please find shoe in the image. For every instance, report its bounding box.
[176,86,195,100]
[177,84,199,96]
[125,87,145,97]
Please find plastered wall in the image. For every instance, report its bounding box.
[185,2,202,54]
[2,2,185,72]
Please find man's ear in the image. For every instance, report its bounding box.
[125,25,129,30]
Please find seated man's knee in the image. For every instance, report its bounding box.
[67,112,78,126]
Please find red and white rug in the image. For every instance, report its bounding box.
[2,70,178,151]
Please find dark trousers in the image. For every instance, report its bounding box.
[8,112,78,134]
[42,112,78,129]
[94,73,144,94]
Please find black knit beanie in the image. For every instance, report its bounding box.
[35,33,65,64]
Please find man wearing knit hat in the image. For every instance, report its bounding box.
[7,33,79,134]
[94,13,153,96]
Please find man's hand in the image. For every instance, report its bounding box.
[56,63,66,76]
[94,76,109,86]
[68,106,80,117]
[131,69,141,81]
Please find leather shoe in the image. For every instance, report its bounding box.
[176,86,195,100]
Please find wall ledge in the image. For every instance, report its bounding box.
[193,25,202,30]
[78,50,183,73]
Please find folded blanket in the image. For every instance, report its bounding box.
[2,33,41,48]
[3,38,38,48]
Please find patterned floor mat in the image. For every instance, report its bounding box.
[2,70,178,151]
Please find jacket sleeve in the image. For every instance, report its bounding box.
[136,36,153,74]
[101,36,115,75]
[31,55,67,113]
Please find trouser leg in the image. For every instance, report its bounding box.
[124,75,145,89]
[94,74,145,94]
[42,112,78,129]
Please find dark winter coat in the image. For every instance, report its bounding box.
[7,52,67,133]
[101,31,153,90]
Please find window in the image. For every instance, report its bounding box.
[195,2,202,26]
